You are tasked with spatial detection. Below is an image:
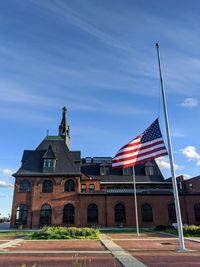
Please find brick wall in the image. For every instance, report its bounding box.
[11,176,200,229]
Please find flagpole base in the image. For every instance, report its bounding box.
[177,248,187,253]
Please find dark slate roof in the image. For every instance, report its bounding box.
[81,160,165,183]
[14,136,81,177]
[43,145,56,159]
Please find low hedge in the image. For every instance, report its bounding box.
[28,227,99,240]
[164,225,200,237]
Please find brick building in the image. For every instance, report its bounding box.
[11,108,200,228]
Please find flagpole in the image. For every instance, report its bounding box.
[132,166,139,236]
[155,43,186,251]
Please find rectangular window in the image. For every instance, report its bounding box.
[81,184,86,192]
[85,157,92,163]
[145,167,154,176]
[100,166,109,176]
[44,159,55,168]
[123,167,133,176]
[89,184,95,192]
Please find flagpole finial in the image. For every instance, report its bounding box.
[156,43,159,48]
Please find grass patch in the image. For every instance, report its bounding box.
[0,231,35,236]
[27,227,99,240]
[164,225,200,237]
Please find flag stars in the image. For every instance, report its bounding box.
[141,119,162,143]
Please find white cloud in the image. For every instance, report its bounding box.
[2,169,13,176]
[181,146,200,165]
[183,174,192,180]
[181,98,198,108]
[156,157,182,170]
[0,180,12,188]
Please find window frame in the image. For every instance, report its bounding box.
[89,184,95,192]
[168,203,177,223]
[141,203,153,222]
[39,204,52,225]
[81,184,87,193]
[87,203,98,224]
[42,179,53,193]
[114,203,126,224]
[43,159,55,168]
[19,180,30,193]
[194,203,200,222]
[64,179,75,192]
[63,204,75,224]
[100,166,109,176]
[123,167,133,176]
[16,204,28,225]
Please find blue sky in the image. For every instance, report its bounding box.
[1,0,200,217]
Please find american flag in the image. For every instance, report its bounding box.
[112,119,168,169]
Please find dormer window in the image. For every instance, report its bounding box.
[123,167,132,176]
[145,166,154,176]
[100,166,109,176]
[43,159,55,168]
[43,145,56,172]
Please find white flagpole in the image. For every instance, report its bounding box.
[155,43,186,251]
[132,166,139,236]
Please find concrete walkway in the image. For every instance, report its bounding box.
[100,234,147,267]
[0,237,25,250]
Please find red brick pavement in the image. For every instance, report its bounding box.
[114,236,200,266]
[8,240,106,251]
[0,254,122,267]
[131,250,200,267]
[1,232,200,267]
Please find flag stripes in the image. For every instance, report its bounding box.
[112,119,168,169]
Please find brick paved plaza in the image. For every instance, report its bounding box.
[0,232,200,266]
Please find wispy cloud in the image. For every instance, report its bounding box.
[181,146,200,165]
[1,169,14,176]
[0,180,12,188]
[0,80,61,108]
[171,129,185,138]
[180,98,198,108]
[31,1,131,51]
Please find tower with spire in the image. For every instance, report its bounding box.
[58,107,70,149]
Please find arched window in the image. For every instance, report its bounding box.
[63,204,75,224]
[39,204,52,225]
[194,203,200,222]
[42,180,53,193]
[19,180,30,193]
[168,203,176,223]
[115,203,126,224]
[141,203,153,222]
[16,204,28,225]
[64,179,75,192]
[87,204,98,224]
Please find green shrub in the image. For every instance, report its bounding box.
[28,227,99,240]
[165,225,200,237]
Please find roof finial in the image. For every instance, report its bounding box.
[58,106,70,150]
